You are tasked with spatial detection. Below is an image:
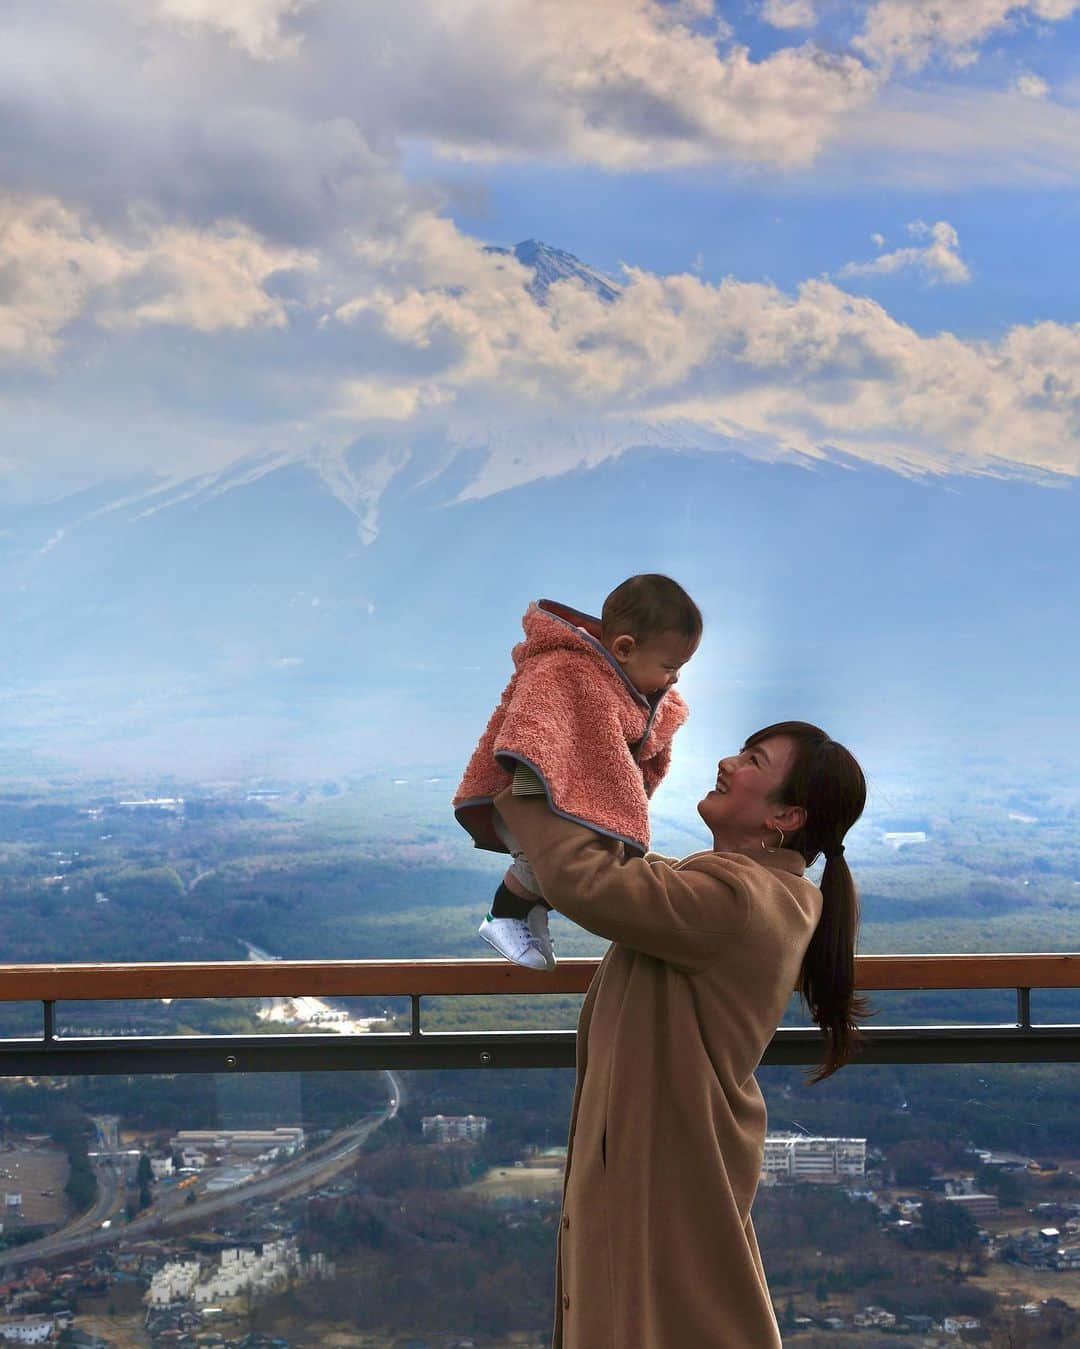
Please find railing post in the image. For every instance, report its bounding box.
[42,1000,56,1045]
[1017,987,1032,1031]
[410,995,422,1038]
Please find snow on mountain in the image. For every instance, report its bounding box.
[484,239,622,305]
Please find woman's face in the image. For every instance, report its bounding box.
[697,735,800,844]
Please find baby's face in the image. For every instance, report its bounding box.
[613,629,698,696]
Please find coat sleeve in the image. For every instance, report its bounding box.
[495,789,751,975]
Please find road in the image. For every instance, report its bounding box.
[1,1075,400,1273]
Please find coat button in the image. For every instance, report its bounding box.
[562,1214,570,1229]
[563,1294,570,1309]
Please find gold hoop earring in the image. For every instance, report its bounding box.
[761,826,785,854]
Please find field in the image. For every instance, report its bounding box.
[466,1164,565,1201]
[0,1142,69,1228]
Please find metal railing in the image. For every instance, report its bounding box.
[0,953,1077,1075]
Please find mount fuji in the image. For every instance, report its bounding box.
[3,244,1078,781]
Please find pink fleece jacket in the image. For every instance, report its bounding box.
[453,599,689,855]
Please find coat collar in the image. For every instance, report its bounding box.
[679,846,806,877]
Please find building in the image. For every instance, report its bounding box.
[421,1115,490,1143]
[882,831,927,849]
[150,1157,174,1180]
[146,1259,201,1306]
[168,1128,304,1158]
[0,1320,53,1344]
[945,1192,999,1218]
[144,1240,333,1309]
[854,1306,896,1329]
[761,1134,866,1183]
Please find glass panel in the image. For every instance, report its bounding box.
[756,1063,1080,1343]
[1031,988,1080,1027]
[0,1066,569,1346]
[0,1003,52,1040]
[3,1060,1076,1343]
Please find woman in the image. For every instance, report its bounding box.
[495,720,868,1349]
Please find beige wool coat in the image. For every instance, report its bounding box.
[497,789,824,1349]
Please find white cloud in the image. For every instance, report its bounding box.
[74,1,879,174]
[6,191,1080,507]
[637,280,1080,481]
[854,1,1080,74]
[761,0,816,28]
[821,84,1080,188]
[0,193,315,365]
[839,220,971,285]
[1014,71,1050,98]
[307,0,878,171]
[130,0,314,60]
[871,232,886,248]
[331,379,452,423]
[316,211,1080,495]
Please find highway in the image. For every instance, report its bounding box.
[2,1076,400,1272]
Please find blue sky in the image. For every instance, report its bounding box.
[2,1,1079,788]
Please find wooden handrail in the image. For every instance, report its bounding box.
[0,953,1075,1001]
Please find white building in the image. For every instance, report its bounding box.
[944,1316,981,1333]
[144,1240,332,1310]
[761,1134,866,1183]
[882,831,927,849]
[421,1115,490,1143]
[854,1307,897,1329]
[150,1157,174,1180]
[146,1259,202,1306]
[0,1319,54,1343]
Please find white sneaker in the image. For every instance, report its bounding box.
[526,904,557,970]
[478,915,549,970]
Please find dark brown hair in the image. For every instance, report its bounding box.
[746,720,869,1081]
[601,574,703,645]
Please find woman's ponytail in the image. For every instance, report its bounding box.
[797,851,870,1081]
[746,722,870,1082]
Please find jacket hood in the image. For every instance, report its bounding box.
[516,599,653,709]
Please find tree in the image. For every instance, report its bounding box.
[915,1199,978,1251]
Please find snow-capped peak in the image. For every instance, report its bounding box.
[485,239,621,305]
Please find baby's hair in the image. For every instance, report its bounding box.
[601,574,703,644]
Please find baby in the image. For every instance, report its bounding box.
[453,574,702,969]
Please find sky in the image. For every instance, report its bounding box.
[2,0,1080,793]
[4,0,1080,499]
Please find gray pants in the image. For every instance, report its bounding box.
[493,810,541,896]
